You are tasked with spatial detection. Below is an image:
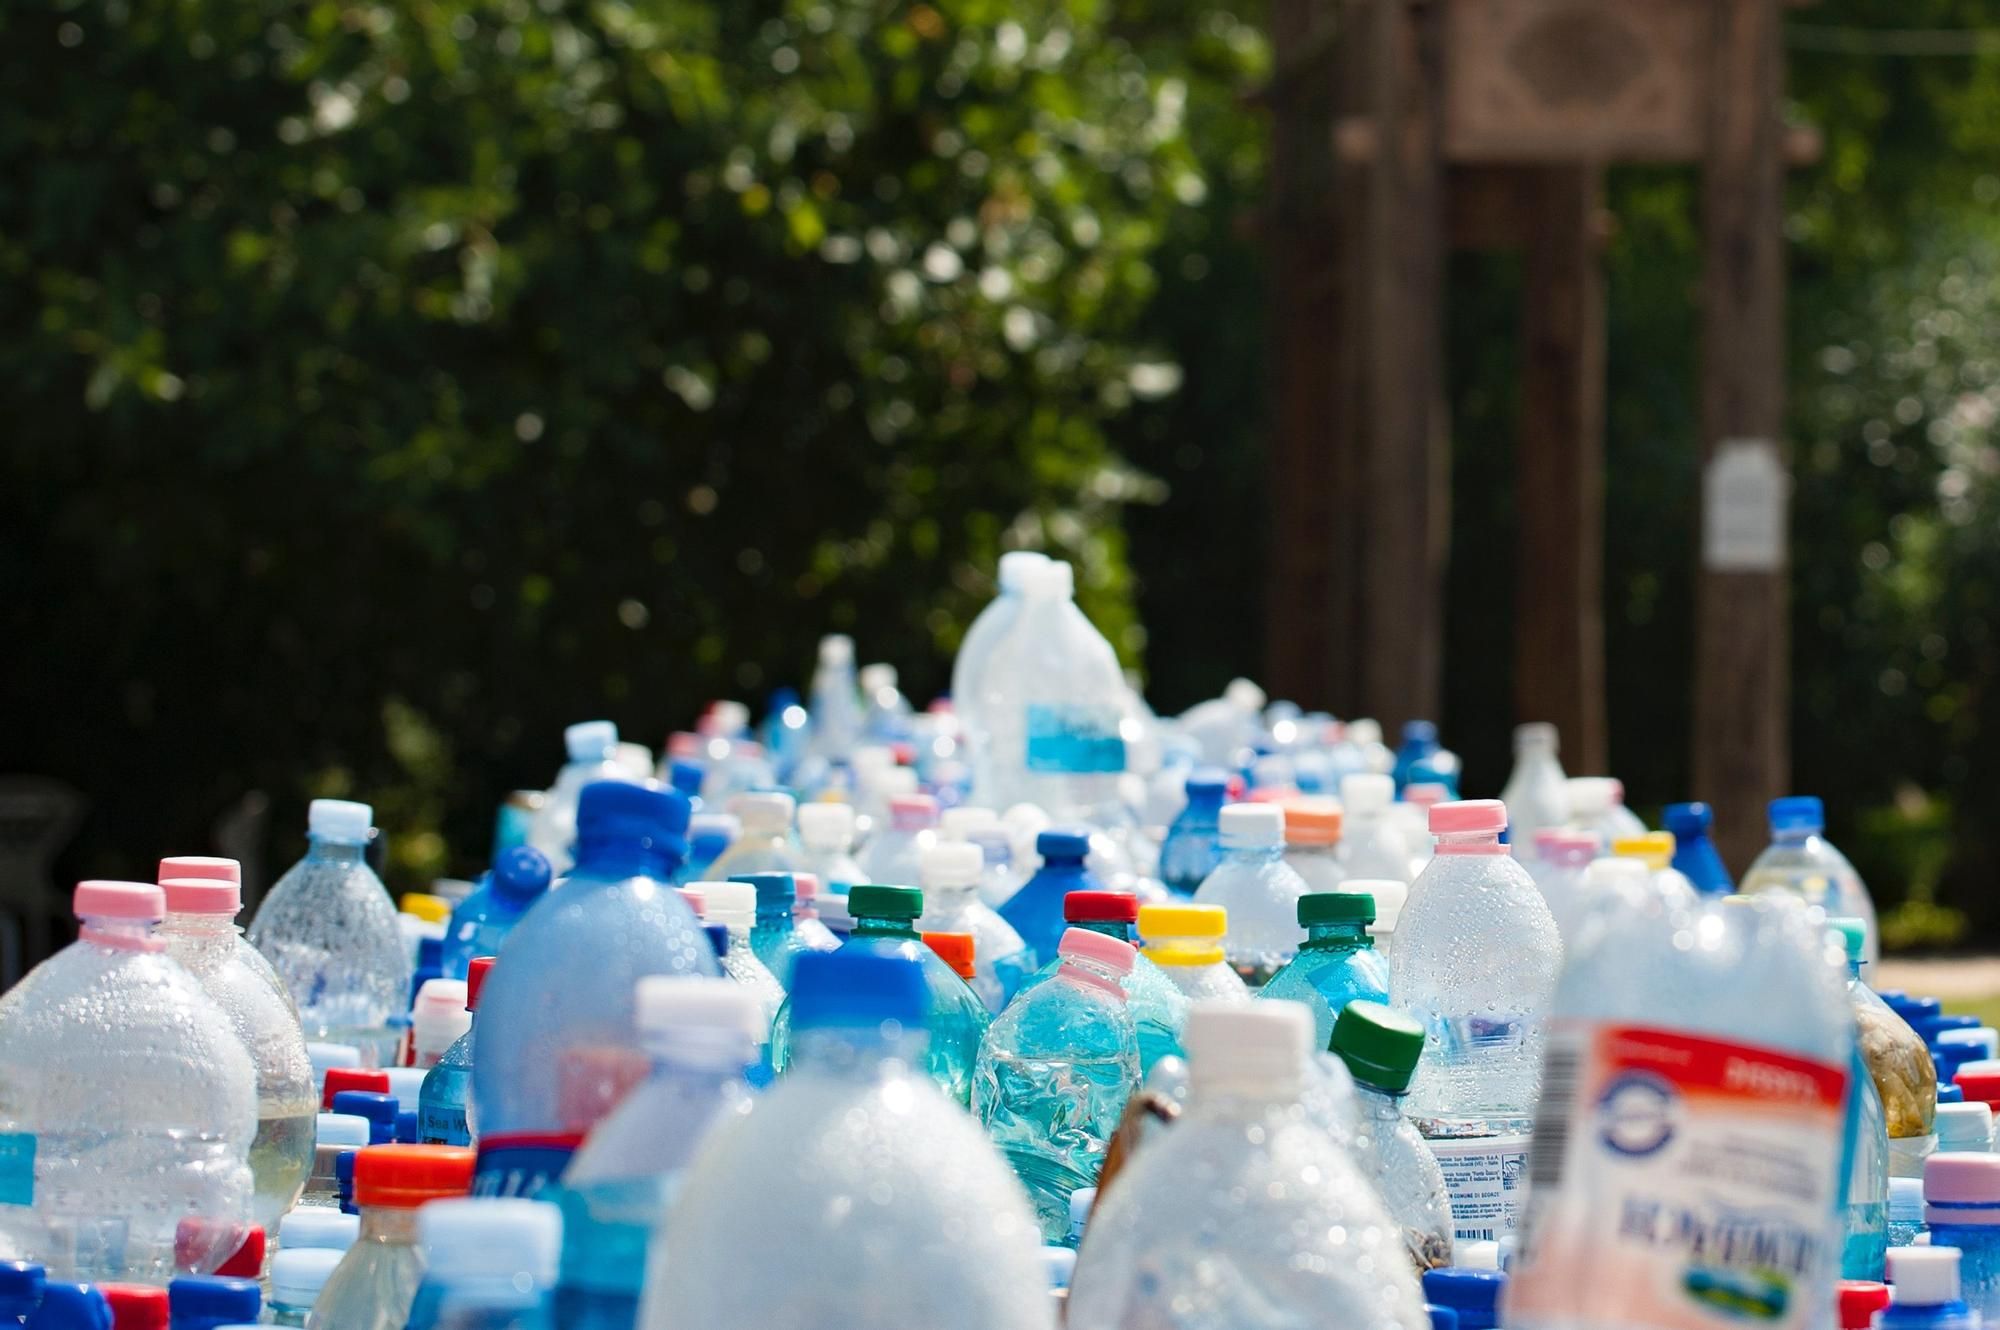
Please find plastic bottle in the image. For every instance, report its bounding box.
[952,551,1052,753]
[794,803,865,894]
[788,873,843,951]
[165,1277,258,1330]
[1012,891,1186,1074]
[1159,772,1227,897]
[1192,804,1309,986]
[155,867,316,1231]
[734,872,829,991]
[704,792,805,881]
[1499,724,1569,862]
[1838,931,1891,1280]
[805,634,864,763]
[858,663,914,742]
[1661,802,1735,896]
[415,959,490,1148]
[1329,1001,1456,1272]
[409,980,470,1072]
[858,793,939,887]
[1137,903,1249,1004]
[309,1145,474,1330]
[639,950,1052,1330]
[0,881,257,1280]
[472,783,718,1197]
[1258,893,1390,1049]
[1339,774,1414,885]
[1000,829,1103,966]
[1925,1155,2000,1320]
[440,849,552,982]
[918,841,1034,1013]
[678,883,782,1078]
[1742,796,1882,968]
[1563,777,1648,847]
[1829,918,1937,1188]
[1279,799,1346,892]
[1389,800,1560,1245]
[1877,1247,1979,1330]
[671,813,736,887]
[403,1199,559,1330]
[973,929,1141,1241]
[1506,894,1855,1330]
[266,1248,342,1325]
[1066,1001,1428,1330]
[1608,833,1701,908]
[247,801,412,1069]
[527,722,631,872]
[1891,1177,1927,1247]
[1524,832,1598,948]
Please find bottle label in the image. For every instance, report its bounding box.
[417,1103,470,1148]
[1024,704,1126,774]
[0,1134,33,1206]
[1508,1021,1848,1330]
[472,1132,582,1199]
[1426,1132,1531,1242]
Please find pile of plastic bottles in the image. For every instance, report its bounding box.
[0,549,1965,1330]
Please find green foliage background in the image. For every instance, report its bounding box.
[5,0,2000,943]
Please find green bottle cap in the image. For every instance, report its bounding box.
[1829,916,1866,962]
[1298,891,1374,927]
[1330,999,1424,1092]
[846,884,924,921]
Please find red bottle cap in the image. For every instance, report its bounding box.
[1064,891,1139,924]
[466,957,496,1011]
[214,1225,265,1277]
[1838,1281,1889,1330]
[322,1068,391,1110]
[100,1284,168,1330]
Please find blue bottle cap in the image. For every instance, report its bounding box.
[0,1262,42,1313]
[1422,1268,1506,1330]
[704,923,730,958]
[576,781,692,860]
[1426,1306,1460,1330]
[417,935,443,969]
[1919,1014,1982,1046]
[1941,1083,1965,1104]
[395,1109,419,1144]
[1767,795,1825,834]
[1402,720,1438,745]
[331,1091,399,1143]
[1662,802,1712,836]
[789,950,927,1032]
[732,872,795,904]
[668,760,706,798]
[1934,1041,1983,1086]
[28,1282,111,1330]
[1184,770,1229,800]
[1036,828,1091,861]
[169,1275,260,1325]
[492,846,553,898]
[1891,994,1944,1025]
[335,1149,359,1214]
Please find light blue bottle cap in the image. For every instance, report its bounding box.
[270,1248,343,1307]
[1041,1247,1076,1290]
[307,1043,361,1081]
[278,1207,360,1252]
[316,1112,370,1149]
[418,1198,562,1287]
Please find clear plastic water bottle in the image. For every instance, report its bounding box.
[416,958,490,1148]
[919,841,1034,1012]
[1507,894,1853,1330]
[410,979,471,1072]
[310,1144,475,1330]
[974,928,1140,1241]
[1498,724,1568,861]
[1136,903,1249,1003]
[1742,796,1881,967]
[527,721,631,872]
[1066,1001,1428,1330]
[1390,800,1561,1243]
[1192,804,1309,986]
[1159,771,1227,897]
[267,1248,342,1326]
[1563,776,1647,846]
[247,800,412,1068]
[805,633,864,763]
[1524,832,1597,947]
[554,978,761,1329]
[772,885,990,1105]
[0,881,256,1280]
[1878,1247,1980,1330]
[639,950,1052,1330]
[859,663,914,742]
[1835,910,1933,1194]
[166,1275,258,1330]
[473,782,718,1196]
[705,792,805,881]
[1661,802,1735,896]
[155,865,316,1231]
[671,813,736,886]
[404,1199,559,1330]
[682,880,783,1034]
[787,873,842,951]
[1608,833,1701,908]
[1258,892,1389,1049]
[733,872,826,991]
[953,550,1052,753]
[1339,774,1414,885]
[1925,1156,2000,1319]
[1328,1001,1456,1272]
[999,829,1102,965]
[1011,892,1186,1075]
[1836,926,1890,1281]
[859,794,939,886]
[795,802,865,893]
[440,849,551,982]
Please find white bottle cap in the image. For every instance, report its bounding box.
[819,634,854,666]
[1339,773,1394,816]
[1343,879,1407,932]
[636,976,768,1055]
[1346,718,1384,747]
[1218,803,1283,848]
[315,1112,370,1148]
[1888,1245,1960,1305]
[279,1207,361,1252]
[1514,722,1559,751]
[564,720,619,762]
[1566,777,1617,817]
[411,979,471,1051]
[692,880,755,930]
[614,742,655,779]
[711,701,750,735]
[1224,678,1267,712]
[1457,1239,1502,1270]
[879,767,918,798]
[796,802,856,849]
[997,550,1050,591]
[919,841,985,891]
[1935,1100,1994,1151]
[1041,1247,1076,1290]
[1024,559,1075,597]
[418,1198,563,1288]
[1185,1000,1311,1097]
[308,799,373,843]
[383,1066,428,1107]
[308,1042,361,1082]
[1582,857,1651,893]
[1954,1056,2000,1077]
[939,806,1001,840]
[730,790,795,834]
[860,664,898,694]
[852,746,897,776]
[270,1248,344,1307]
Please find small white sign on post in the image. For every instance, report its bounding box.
[1702,438,1788,571]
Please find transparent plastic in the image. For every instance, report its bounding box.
[1352,1080,1457,1272]
[309,1205,426,1330]
[1159,779,1225,897]
[526,730,631,874]
[439,850,550,982]
[1013,923,1187,1076]
[1742,821,1882,968]
[1192,838,1309,987]
[1498,725,1568,862]
[919,867,1034,1014]
[416,1020,475,1147]
[1257,917,1390,1050]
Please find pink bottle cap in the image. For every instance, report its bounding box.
[1926,1153,2000,1206]
[1428,799,1507,836]
[793,873,820,900]
[159,876,243,916]
[157,856,241,885]
[1057,926,1137,976]
[73,880,166,920]
[889,794,938,830]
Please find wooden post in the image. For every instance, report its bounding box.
[1516,165,1610,775]
[1695,0,1789,872]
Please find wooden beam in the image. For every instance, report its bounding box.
[1516,164,1610,776]
[1695,0,1789,873]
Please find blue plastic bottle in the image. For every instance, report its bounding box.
[735,872,829,989]
[442,848,553,981]
[1878,1247,1980,1330]
[665,760,705,807]
[404,1198,560,1330]
[472,781,718,1197]
[1662,802,1735,896]
[0,1264,41,1326]
[25,1283,108,1330]
[1257,892,1389,1049]
[1925,1155,2000,1319]
[418,957,491,1146]
[999,829,1101,964]
[165,1276,258,1330]
[1393,721,1442,791]
[1159,772,1227,897]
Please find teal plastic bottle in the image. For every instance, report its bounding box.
[1258,892,1389,1050]
[1011,889,1185,1074]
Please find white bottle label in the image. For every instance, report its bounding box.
[1427,1132,1532,1243]
[1023,704,1126,774]
[1508,1020,1847,1330]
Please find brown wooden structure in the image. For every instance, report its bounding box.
[1267,0,1795,870]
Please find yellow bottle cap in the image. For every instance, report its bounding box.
[1139,903,1228,967]
[1609,832,1676,872]
[399,892,450,923]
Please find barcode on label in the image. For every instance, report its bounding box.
[1459,1228,1496,1243]
[1527,1039,1580,1191]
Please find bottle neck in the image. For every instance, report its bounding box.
[645,1036,759,1078]
[1773,828,1818,847]
[161,914,238,966]
[572,836,675,880]
[1220,842,1284,864]
[1354,1079,1405,1113]
[359,1206,423,1244]
[1058,958,1128,1000]
[753,902,796,932]
[1302,921,1371,949]
[1433,831,1504,858]
[1038,858,1087,881]
[1072,919,1132,943]
[1148,938,1224,968]
[790,1026,930,1079]
[307,837,368,865]
[78,916,163,953]
[852,916,919,941]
